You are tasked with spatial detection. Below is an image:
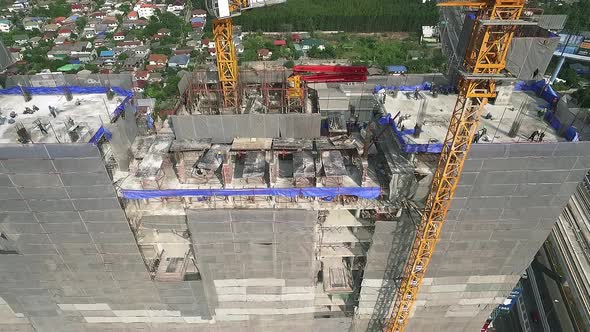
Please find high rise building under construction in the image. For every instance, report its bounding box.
[0,3,589,332]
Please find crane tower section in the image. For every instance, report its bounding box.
[207,0,286,112]
[386,1,525,331]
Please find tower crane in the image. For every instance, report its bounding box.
[386,1,525,331]
[205,0,289,113]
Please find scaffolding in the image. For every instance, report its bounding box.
[184,67,307,115]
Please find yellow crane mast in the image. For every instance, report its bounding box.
[207,0,286,113]
[386,1,525,331]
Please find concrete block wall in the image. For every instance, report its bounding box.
[0,144,210,332]
[406,142,590,332]
[186,209,317,322]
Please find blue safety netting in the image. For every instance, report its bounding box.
[88,126,113,145]
[373,82,433,94]
[516,80,580,141]
[544,111,579,141]
[0,86,133,117]
[121,187,382,200]
[378,114,444,154]
[514,80,559,105]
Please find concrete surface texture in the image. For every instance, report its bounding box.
[405,141,590,332]
[382,91,562,145]
[0,93,121,143]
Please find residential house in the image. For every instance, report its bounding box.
[148,54,168,66]
[257,48,272,60]
[93,34,106,47]
[48,41,95,62]
[44,24,59,32]
[113,31,125,41]
[54,36,68,45]
[135,3,157,19]
[133,79,147,93]
[117,40,141,49]
[148,72,162,83]
[274,39,286,47]
[191,21,204,30]
[99,50,114,58]
[291,33,301,43]
[168,54,189,68]
[192,9,206,18]
[123,56,143,71]
[90,11,106,19]
[42,33,55,42]
[53,17,66,25]
[102,17,118,32]
[94,24,108,35]
[157,28,171,37]
[71,4,84,13]
[134,70,149,81]
[134,45,150,58]
[13,35,29,46]
[127,11,138,20]
[23,17,44,31]
[174,48,192,56]
[8,47,22,61]
[29,36,41,47]
[167,0,184,15]
[0,19,12,33]
[58,28,72,37]
[83,28,96,39]
[8,1,27,12]
[301,38,325,51]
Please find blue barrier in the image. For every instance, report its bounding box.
[121,187,382,200]
[544,111,579,142]
[0,85,134,117]
[88,126,113,145]
[378,114,444,154]
[373,82,433,94]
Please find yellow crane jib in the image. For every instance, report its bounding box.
[207,0,287,112]
[385,1,525,332]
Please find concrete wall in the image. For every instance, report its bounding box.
[406,142,590,331]
[0,144,209,331]
[186,209,317,322]
[171,114,321,143]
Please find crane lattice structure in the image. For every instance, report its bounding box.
[386,1,525,331]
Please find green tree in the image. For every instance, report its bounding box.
[283,60,295,68]
[118,53,129,61]
[573,87,590,108]
[561,67,580,88]
[84,63,99,73]
[76,17,87,32]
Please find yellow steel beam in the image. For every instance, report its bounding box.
[213,18,239,112]
[386,1,524,331]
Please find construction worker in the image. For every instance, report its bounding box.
[528,130,539,141]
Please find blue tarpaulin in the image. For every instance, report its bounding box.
[387,65,408,74]
[146,112,154,129]
[513,80,580,141]
[121,187,382,200]
[373,82,433,94]
[88,126,113,145]
[0,85,133,118]
[378,114,444,154]
[514,80,559,106]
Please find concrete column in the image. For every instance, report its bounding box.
[550,56,566,84]
[355,209,361,218]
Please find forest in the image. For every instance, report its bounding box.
[233,0,439,33]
